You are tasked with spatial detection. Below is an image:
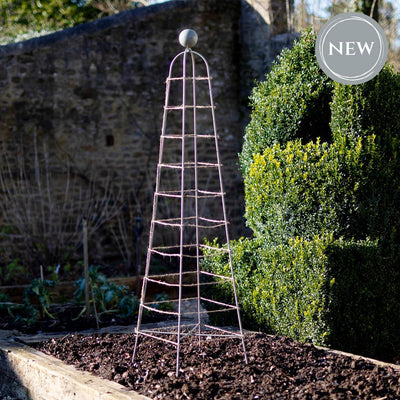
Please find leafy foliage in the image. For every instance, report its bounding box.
[0,259,26,285]
[0,0,99,44]
[76,0,147,16]
[240,30,333,175]
[329,65,400,244]
[244,135,380,244]
[203,236,330,345]
[242,33,400,247]
[0,292,11,313]
[205,31,400,360]
[23,278,57,320]
[203,236,400,360]
[74,265,139,319]
[6,278,58,326]
[151,292,173,312]
[351,0,380,21]
[330,65,400,151]
[0,0,153,44]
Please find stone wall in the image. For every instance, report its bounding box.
[0,0,295,265]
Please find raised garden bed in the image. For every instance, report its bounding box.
[0,329,149,400]
[36,331,400,399]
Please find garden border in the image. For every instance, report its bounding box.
[0,329,150,400]
[1,326,400,399]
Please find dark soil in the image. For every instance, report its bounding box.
[36,332,400,399]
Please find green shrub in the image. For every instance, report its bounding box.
[242,36,400,246]
[326,239,400,360]
[219,30,400,361]
[202,236,400,360]
[202,237,329,344]
[0,0,99,44]
[201,237,261,328]
[330,65,400,149]
[240,30,333,175]
[244,135,380,244]
[329,66,400,243]
[0,292,11,314]
[241,33,400,245]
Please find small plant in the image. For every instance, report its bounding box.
[47,263,73,282]
[23,278,57,320]
[74,266,139,320]
[0,292,30,324]
[6,278,57,326]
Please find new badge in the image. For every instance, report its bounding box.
[316,13,388,85]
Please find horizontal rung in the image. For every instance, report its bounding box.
[146,277,205,288]
[198,189,224,196]
[200,270,233,280]
[153,216,227,229]
[167,76,211,81]
[153,222,225,229]
[146,277,179,287]
[142,304,179,315]
[155,189,224,199]
[158,161,221,169]
[142,304,211,316]
[161,134,217,139]
[200,297,237,309]
[153,219,181,227]
[149,248,203,258]
[138,322,198,335]
[138,330,242,340]
[165,105,215,110]
[151,244,197,251]
[135,331,177,346]
[145,277,223,287]
[200,244,230,252]
[150,238,226,250]
[203,324,244,337]
[199,216,225,224]
[205,307,239,314]
[147,271,196,279]
[136,330,242,342]
[154,191,181,198]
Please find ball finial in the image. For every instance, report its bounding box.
[179,29,198,49]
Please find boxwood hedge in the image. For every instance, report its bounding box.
[202,236,400,361]
[202,31,400,361]
[240,29,333,175]
[244,135,379,244]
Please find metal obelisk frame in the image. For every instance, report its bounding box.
[132,29,247,376]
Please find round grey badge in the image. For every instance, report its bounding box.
[316,13,388,85]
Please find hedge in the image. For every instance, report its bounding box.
[330,65,400,149]
[329,66,400,244]
[244,135,379,244]
[202,236,400,361]
[205,30,400,361]
[240,30,333,175]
